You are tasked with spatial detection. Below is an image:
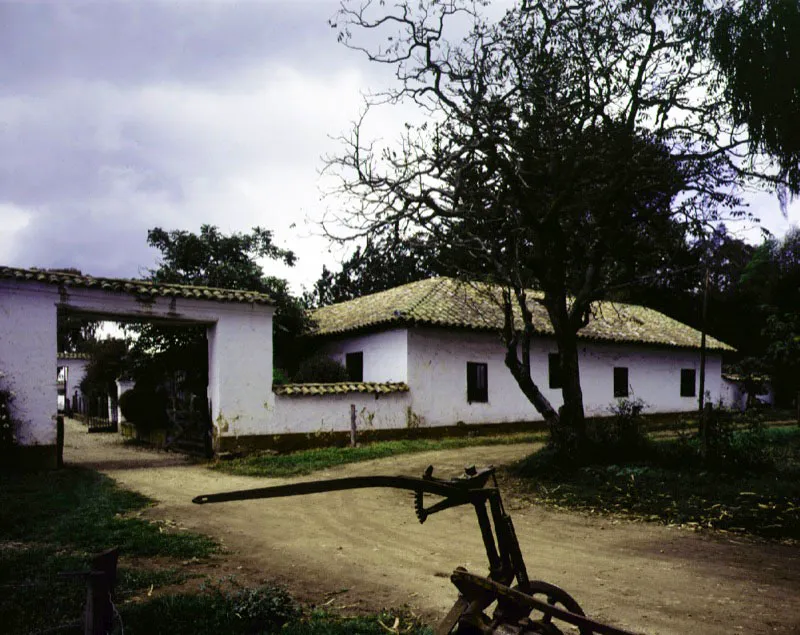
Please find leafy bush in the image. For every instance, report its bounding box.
[0,371,16,453]
[273,367,290,386]
[119,387,169,432]
[292,354,350,383]
[590,398,649,459]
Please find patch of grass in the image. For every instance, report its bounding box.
[120,581,302,634]
[513,426,800,541]
[0,547,88,635]
[119,581,431,635]
[214,432,546,477]
[0,467,217,558]
[0,467,217,635]
[0,467,434,635]
[283,610,432,635]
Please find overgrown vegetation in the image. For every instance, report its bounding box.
[0,468,216,634]
[0,370,16,454]
[0,467,431,634]
[513,420,800,541]
[214,432,547,477]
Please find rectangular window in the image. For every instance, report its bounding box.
[613,367,629,398]
[467,362,488,403]
[346,352,363,382]
[680,368,696,397]
[548,353,562,389]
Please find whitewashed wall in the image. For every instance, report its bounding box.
[273,391,412,435]
[404,326,723,426]
[720,377,774,411]
[319,329,408,382]
[0,283,58,446]
[57,357,88,408]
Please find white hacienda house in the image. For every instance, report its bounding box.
[1,265,735,462]
[266,278,733,445]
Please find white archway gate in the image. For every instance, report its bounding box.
[0,267,274,468]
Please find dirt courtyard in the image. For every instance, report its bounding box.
[63,419,799,634]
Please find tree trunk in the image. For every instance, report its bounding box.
[503,347,559,425]
[557,332,587,446]
[500,287,560,431]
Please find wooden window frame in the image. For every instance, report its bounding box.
[467,362,488,403]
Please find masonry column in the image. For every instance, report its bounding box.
[0,281,59,468]
[206,303,274,452]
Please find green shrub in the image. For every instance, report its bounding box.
[292,354,349,383]
[589,397,649,459]
[119,387,169,432]
[0,382,16,453]
[273,367,290,386]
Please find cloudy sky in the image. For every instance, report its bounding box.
[1,1,797,295]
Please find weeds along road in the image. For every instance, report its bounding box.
[64,418,800,635]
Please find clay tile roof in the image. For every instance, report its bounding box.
[0,266,273,305]
[57,352,92,360]
[310,277,734,352]
[273,382,410,396]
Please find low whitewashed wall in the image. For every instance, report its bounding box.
[720,378,747,411]
[720,377,774,411]
[272,391,412,435]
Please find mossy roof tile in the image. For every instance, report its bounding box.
[0,266,273,305]
[273,382,410,396]
[310,277,734,352]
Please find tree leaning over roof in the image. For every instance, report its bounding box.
[325,0,797,454]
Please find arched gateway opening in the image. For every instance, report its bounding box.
[0,267,274,469]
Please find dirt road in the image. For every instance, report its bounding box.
[64,420,799,634]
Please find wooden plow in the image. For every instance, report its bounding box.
[194,465,638,635]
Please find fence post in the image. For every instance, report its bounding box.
[56,415,64,469]
[350,404,357,447]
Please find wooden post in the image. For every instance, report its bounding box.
[350,404,357,447]
[698,268,709,452]
[56,415,64,469]
[85,549,118,635]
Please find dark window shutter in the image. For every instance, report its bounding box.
[548,353,562,389]
[613,367,629,398]
[680,369,696,397]
[467,362,488,403]
[345,352,363,382]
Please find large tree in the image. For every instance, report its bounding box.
[325,0,795,452]
[739,228,800,405]
[712,0,800,196]
[130,225,310,387]
[306,229,442,307]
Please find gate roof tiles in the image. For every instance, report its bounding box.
[0,266,274,305]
